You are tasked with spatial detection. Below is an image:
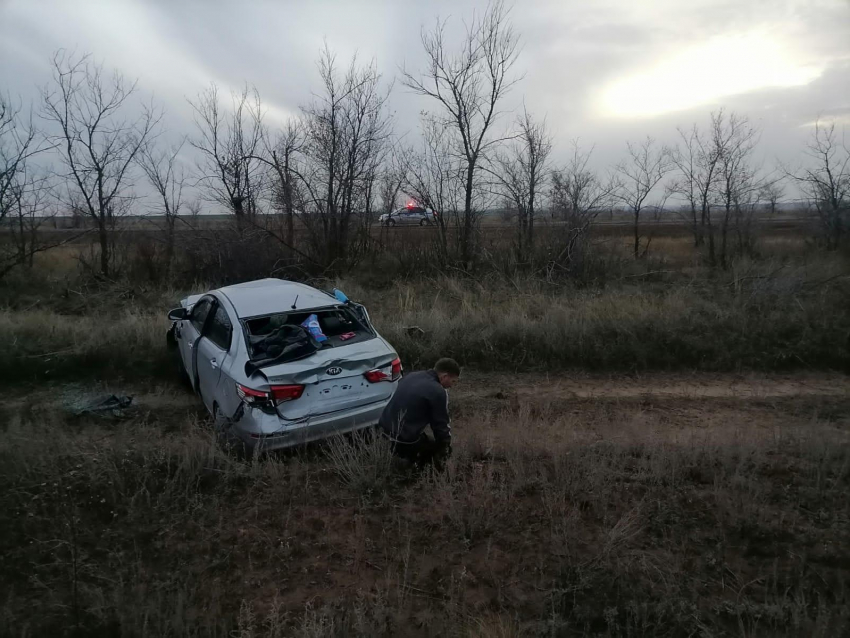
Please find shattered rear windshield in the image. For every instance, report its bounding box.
[242,306,374,361]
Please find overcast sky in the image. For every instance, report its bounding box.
[2,0,849,204]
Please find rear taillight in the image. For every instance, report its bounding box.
[237,383,304,406]
[270,384,304,402]
[364,358,402,383]
[236,383,268,405]
[364,369,388,383]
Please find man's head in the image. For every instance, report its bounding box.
[434,357,461,389]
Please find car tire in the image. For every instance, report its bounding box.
[387,219,396,227]
[419,219,427,226]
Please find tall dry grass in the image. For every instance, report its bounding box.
[2,381,847,636]
[324,429,396,494]
[341,257,850,372]
[0,254,847,386]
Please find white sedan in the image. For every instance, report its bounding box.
[166,278,402,454]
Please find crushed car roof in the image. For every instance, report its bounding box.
[216,279,337,318]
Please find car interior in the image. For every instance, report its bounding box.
[243,307,375,359]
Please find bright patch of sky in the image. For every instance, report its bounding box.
[598,29,824,119]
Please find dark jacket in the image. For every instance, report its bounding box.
[379,370,451,444]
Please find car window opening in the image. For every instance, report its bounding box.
[244,307,374,362]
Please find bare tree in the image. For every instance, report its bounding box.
[402,0,520,268]
[401,115,466,259]
[614,136,672,259]
[298,47,392,270]
[189,84,266,229]
[549,141,616,270]
[487,108,553,260]
[0,96,58,276]
[375,148,406,239]
[712,112,760,267]
[377,154,404,218]
[1,92,71,278]
[670,111,762,267]
[264,119,303,247]
[3,171,57,275]
[759,179,784,216]
[185,197,202,224]
[669,117,724,252]
[136,138,186,275]
[787,119,849,249]
[1,94,43,226]
[41,51,159,277]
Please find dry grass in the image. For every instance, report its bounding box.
[1,222,848,385]
[324,429,396,494]
[1,375,848,636]
[0,260,847,386]
[0,223,847,635]
[0,306,170,384]
[340,256,850,372]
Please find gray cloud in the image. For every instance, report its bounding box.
[2,0,848,202]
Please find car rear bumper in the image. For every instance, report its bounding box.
[231,399,388,452]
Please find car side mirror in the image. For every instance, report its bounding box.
[168,307,188,321]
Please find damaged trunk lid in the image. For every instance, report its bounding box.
[258,339,396,421]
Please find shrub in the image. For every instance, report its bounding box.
[324,429,396,494]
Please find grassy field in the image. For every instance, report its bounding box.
[0,221,848,635]
[1,256,847,386]
[1,373,848,636]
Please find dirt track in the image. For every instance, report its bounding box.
[4,370,846,449]
[459,370,849,400]
[450,371,850,450]
[4,369,844,416]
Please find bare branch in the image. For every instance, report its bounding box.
[401,0,520,267]
[40,50,161,276]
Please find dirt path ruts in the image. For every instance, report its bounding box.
[457,371,848,401]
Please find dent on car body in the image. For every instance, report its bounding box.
[260,340,394,385]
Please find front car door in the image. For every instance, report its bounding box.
[180,297,213,390]
[196,302,233,413]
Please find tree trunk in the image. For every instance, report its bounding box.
[706,224,716,268]
[462,162,475,268]
[165,218,175,278]
[516,205,525,260]
[697,207,706,247]
[98,221,110,277]
[284,156,294,248]
[690,205,700,247]
[633,209,640,259]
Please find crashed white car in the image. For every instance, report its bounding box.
[166,278,401,453]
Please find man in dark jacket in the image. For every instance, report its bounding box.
[379,358,460,468]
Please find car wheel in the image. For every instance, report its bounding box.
[387,219,396,227]
[419,219,427,226]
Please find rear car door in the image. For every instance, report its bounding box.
[181,297,213,390]
[408,207,427,225]
[196,303,233,412]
